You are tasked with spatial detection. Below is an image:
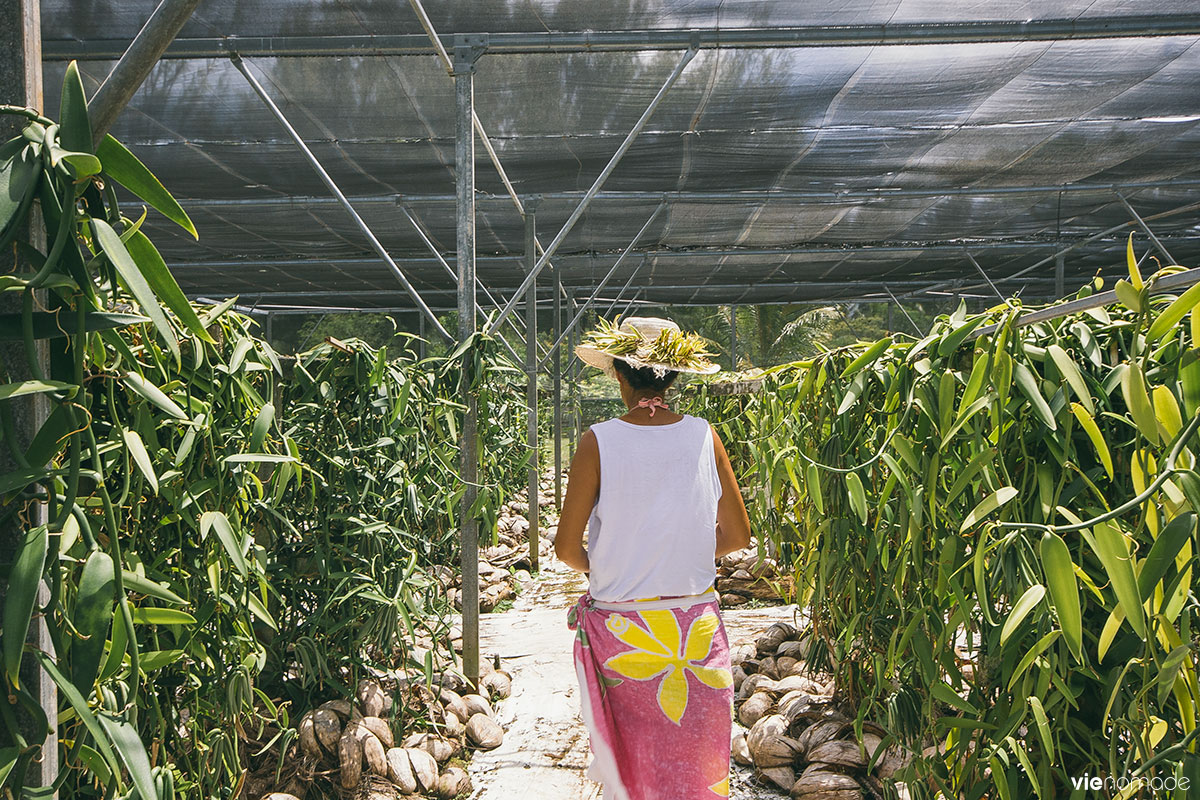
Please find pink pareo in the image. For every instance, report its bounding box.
[568,591,734,799]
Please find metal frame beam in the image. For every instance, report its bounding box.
[488,47,698,335]
[88,0,201,144]
[177,177,1200,210]
[970,267,1200,340]
[1116,191,1178,266]
[45,14,1200,60]
[230,54,452,341]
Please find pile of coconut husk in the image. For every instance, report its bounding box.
[438,472,562,613]
[730,622,909,799]
[716,548,790,607]
[257,665,512,800]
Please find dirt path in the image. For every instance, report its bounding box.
[468,558,794,799]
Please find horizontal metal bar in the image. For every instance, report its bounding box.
[169,235,1180,274]
[185,275,1076,302]
[43,14,1200,60]
[178,177,1200,209]
[969,266,1200,339]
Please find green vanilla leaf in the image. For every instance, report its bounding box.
[92,218,181,366]
[2,525,48,686]
[97,134,197,238]
[1001,584,1045,645]
[1040,532,1083,662]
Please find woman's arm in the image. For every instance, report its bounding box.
[554,429,600,573]
[712,426,752,557]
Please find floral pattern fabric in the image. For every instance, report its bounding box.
[569,592,734,800]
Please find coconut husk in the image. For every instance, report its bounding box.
[732,732,753,766]
[730,643,757,665]
[405,747,439,793]
[312,708,342,752]
[262,794,301,800]
[299,713,321,758]
[721,593,749,607]
[757,656,780,680]
[732,665,748,692]
[807,740,867,770]
[440,690,470,723]
[439,711,466,739]
[789,764,863,800]
[747,714,789,753]
[773,675,826,696]
[436,766,472,799]
[402,732,458,763]
[794,720,849,759]
[358,682,387,718]
[339,729,363,789]
[385,747,418,794]
[466,713,504,749]
[753,736,803,769]
[738,691,774,727]
[362,733,388,777]
[737,673,773,701]
[777,691,818,724]
[461,693,494,718]
[481,670,512,700]
[776,639,808,660]
[320,698,358,721]
[359,716,394,749]
[757,765,796,792]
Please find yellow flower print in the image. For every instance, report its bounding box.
[602,610,733,724]
[708,776,730,797]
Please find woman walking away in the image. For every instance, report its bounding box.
[555,317,753,800]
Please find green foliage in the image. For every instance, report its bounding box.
[685,261,1200,797]
[0,72,528,800]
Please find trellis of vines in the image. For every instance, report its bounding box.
[686,254,1200,799]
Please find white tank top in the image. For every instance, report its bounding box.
[585,413,722,602]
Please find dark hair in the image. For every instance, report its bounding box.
[612,357,679,393]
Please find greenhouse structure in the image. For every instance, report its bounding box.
[2,1,1200,798]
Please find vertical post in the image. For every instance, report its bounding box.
[524,201,539,572]
[569,293,581,459]
[0,0,56,789]
[1055,253,1065,299]
[729,305,737,369]
[453,36,483,688]
[553,268,563,509]
[418,311,427,360]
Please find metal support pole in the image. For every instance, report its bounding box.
[1116,191,1178,267]
[603,255,648,316]
[88,0,201,144]
[418,311,427,359]
[962,248,1008,303]
[230,54,452,343]
[553,266,563,509]
[453,38,483,689]
[524,206,539,572]
[537,202,665,369]
[1,0,56,790]
[487,45,699,335]
[1055,253,1066,299]
[730,305,738,369]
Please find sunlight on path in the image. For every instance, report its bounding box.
[469,558,797,799]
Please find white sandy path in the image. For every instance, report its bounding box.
[468,558,795,800]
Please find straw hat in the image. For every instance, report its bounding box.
[575,316,720,378]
